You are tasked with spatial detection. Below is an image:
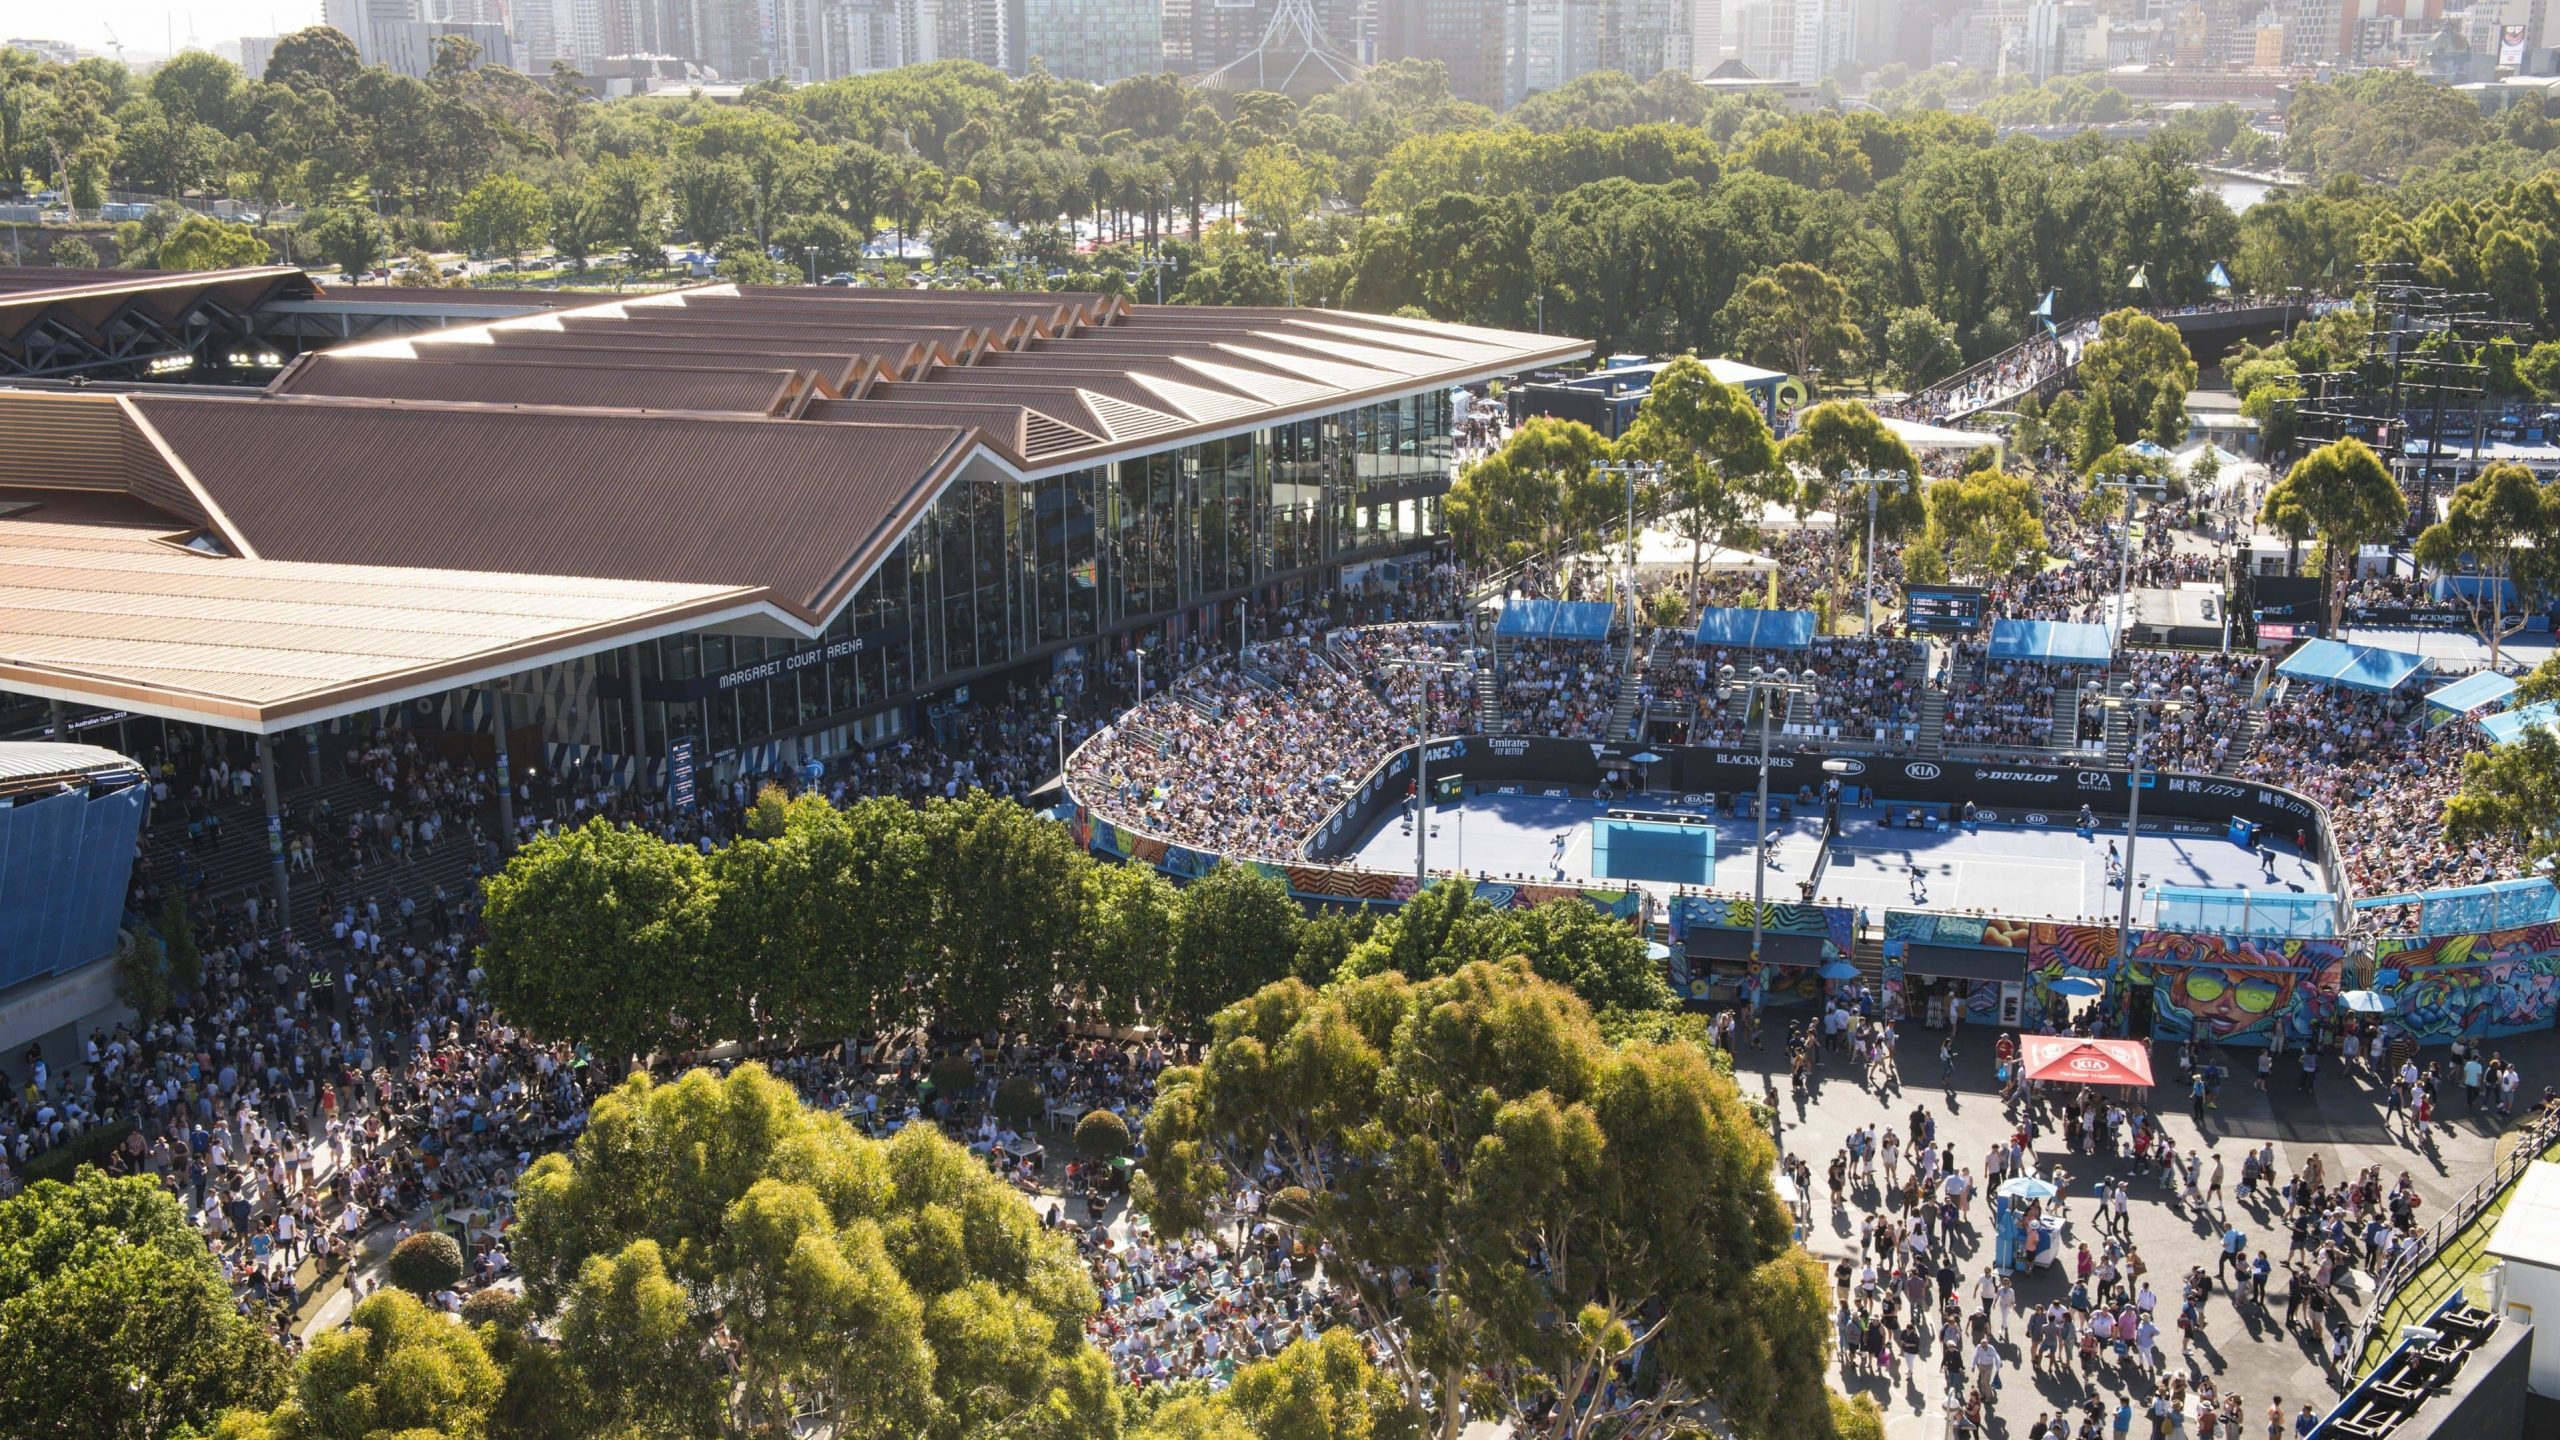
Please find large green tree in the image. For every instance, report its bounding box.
[0,1172,289,1440]
[1719,261,1866,388]
[1443,416,1614,566]
[1907,469,2050,587]
[477,817,721,1065]
[2259,437,2408,636]
[216,1290,502,1440]
[1615,356,1784,603]
[2075,308,2197,452]
[2414,460,2560,669]
[514,1064,1120,1440]
[1140,961,1833,1440]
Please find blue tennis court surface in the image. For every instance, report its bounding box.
[1591,817,1716,885]
[1342,788,2306,922]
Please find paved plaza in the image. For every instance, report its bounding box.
[1723,1023,2560,1439]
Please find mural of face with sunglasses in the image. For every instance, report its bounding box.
[2166,966,2298,1041]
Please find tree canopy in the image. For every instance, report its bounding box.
[2258,437,2407,635]
[1139,960,1833,1440]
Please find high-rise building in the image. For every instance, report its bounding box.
[1377,0,1509,106]
[1511,0,1606,101]
[1023,0,1162,81]
[1193,0,1368,76]
[1602,0,1696,77]
[238,34,279,77]
[1787,0,1854,78]
[1734,0,1796,75]
[323,0,423,64]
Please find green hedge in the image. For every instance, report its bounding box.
[20,1123,136,1187]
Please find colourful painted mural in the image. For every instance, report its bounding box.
[2126,931,2346,1048]
[1668,896,1859,1006]
[2019,924,2122,1032]
[2373,923,2560,1043]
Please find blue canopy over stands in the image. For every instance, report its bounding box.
[1495,599,1617,640]
[1985,619,2114,666]
[1691,607,1818,650]
[2426,670,2518,717]
[2481,700,2560,746]
[2275,638,2429,694]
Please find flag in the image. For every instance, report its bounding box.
[2126,264,2149,291]
[2207,261,2232,290]
[2042,317,2058,337]
[2031,288,2056,318]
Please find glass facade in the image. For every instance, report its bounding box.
[626,393,1455,762]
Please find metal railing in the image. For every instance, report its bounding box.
[2341,1104,2560,1379]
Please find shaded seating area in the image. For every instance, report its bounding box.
[1494,598,1617,640]
[1985,618,2114,666]
[1691,606,1817,650]
[2276,637,2430,693]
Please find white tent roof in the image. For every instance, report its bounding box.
[1580,527,1777,574]
[1881,416,2004,452]
[2171,440,2264,487]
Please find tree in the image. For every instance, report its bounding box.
[1075,1108,1131,1159]
[931,201,1002,267]
[386,1230,465,1298]
[914,792,1090,1033]
[150,51,248,133]
[1139,962,1834,1440]
[47,237,99,268]
[1236,143,1329,250]
[219,1290,503,1440]
[296,207,387,279]
[1165,862,1305,1030]
[1226,1329,1424,1440]
[455,174,548,262]
[1616,356,1783,601]
[513,1064,1119,1440]
[707,793,933,1043]
[2076,308,2197,452]
[263,26,363,99]
[713,234,784,284]
[144,216,270,271]
[477,818,721,1066]
[2259,437,2407,636]
[0,1172,289,1440]
[2446,682,2560,868]
[1907,470,2050,586]
[2415,460,2560,669]
[1077,859,1178,1027]
[1719,262,1865,388]
[1443,416,1613,565]
[1777,400,1925,535]
[1883,306,1962,389]
[1490,898,1677,1015]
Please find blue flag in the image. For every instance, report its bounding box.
[2207,261,2232,289]
[2031,288,2056,318]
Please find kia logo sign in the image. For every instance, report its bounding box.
[1904,762,1942,780]
[2025,813,2049,826]
[2068,1056,2110,1073]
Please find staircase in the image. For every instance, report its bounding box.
[1917,652,1961,756]
[1853,929,1889,991]
[2104,704,2132,766]
[1607,633,1653,741]
[1473,643,1506,733]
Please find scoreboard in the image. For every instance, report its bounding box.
[1903,585,1988,635]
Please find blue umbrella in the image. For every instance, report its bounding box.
[1818,961,1861,981]
[1998,1175,2059,1201]
[2048,976,2105,998]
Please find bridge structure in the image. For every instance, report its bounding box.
[1898,296,2324,425]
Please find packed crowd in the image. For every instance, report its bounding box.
[2112,652,2265,771]
[1795,636,1924,742]
[1888,319,2098,424]
[1497,637,1623,737]
[1945,653,2074,752]
[1070,631,1406,859]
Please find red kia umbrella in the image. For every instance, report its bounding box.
[2017,1034,2155,1089]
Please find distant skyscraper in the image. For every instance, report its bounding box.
[238,34,279,77]
[1023,0,1162,82]
[1512,0,1607,101]
[323,0,422,63]
[1377,0,1508,106]
[1602,0,1695,77]
[1734,0,1795,75]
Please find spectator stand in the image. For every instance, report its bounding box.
[1489,600,1625,739]
[1943,620,2115,761]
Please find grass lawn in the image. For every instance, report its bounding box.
[2356,1123,2560,1370]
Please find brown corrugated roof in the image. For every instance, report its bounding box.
[0,514,763,729]
[127,394,973,623]
[275,353,806,414]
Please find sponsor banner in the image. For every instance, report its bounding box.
[2344,605,2475,630]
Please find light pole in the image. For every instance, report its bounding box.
[1132,647,1148,706]
[2104,685,2191,1032]
[1134,254,1172,304]
[1731,666,1795,995]
[1386,658,1467,891]
[1839,469,1911,634]
[1592,459,1659,615]
[2095,473,2164,637]
[804,246,818,284]
[1054,711,1066,778]
[1276,256,1311,307]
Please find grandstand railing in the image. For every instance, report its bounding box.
[2340,1103,2560,1384]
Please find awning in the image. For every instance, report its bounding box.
[1681,929,1830,966]
[2482,700,2560,746]
[1692,606,1817,650]
[1987,619,2113,665]
[2427,669,2517,716]
[2276,637,2428,694]
[1495,598,1617,640]
[2018,1034,2155,1089]
[1901,944,2026,982]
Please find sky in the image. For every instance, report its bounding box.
[17,1,328,60]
